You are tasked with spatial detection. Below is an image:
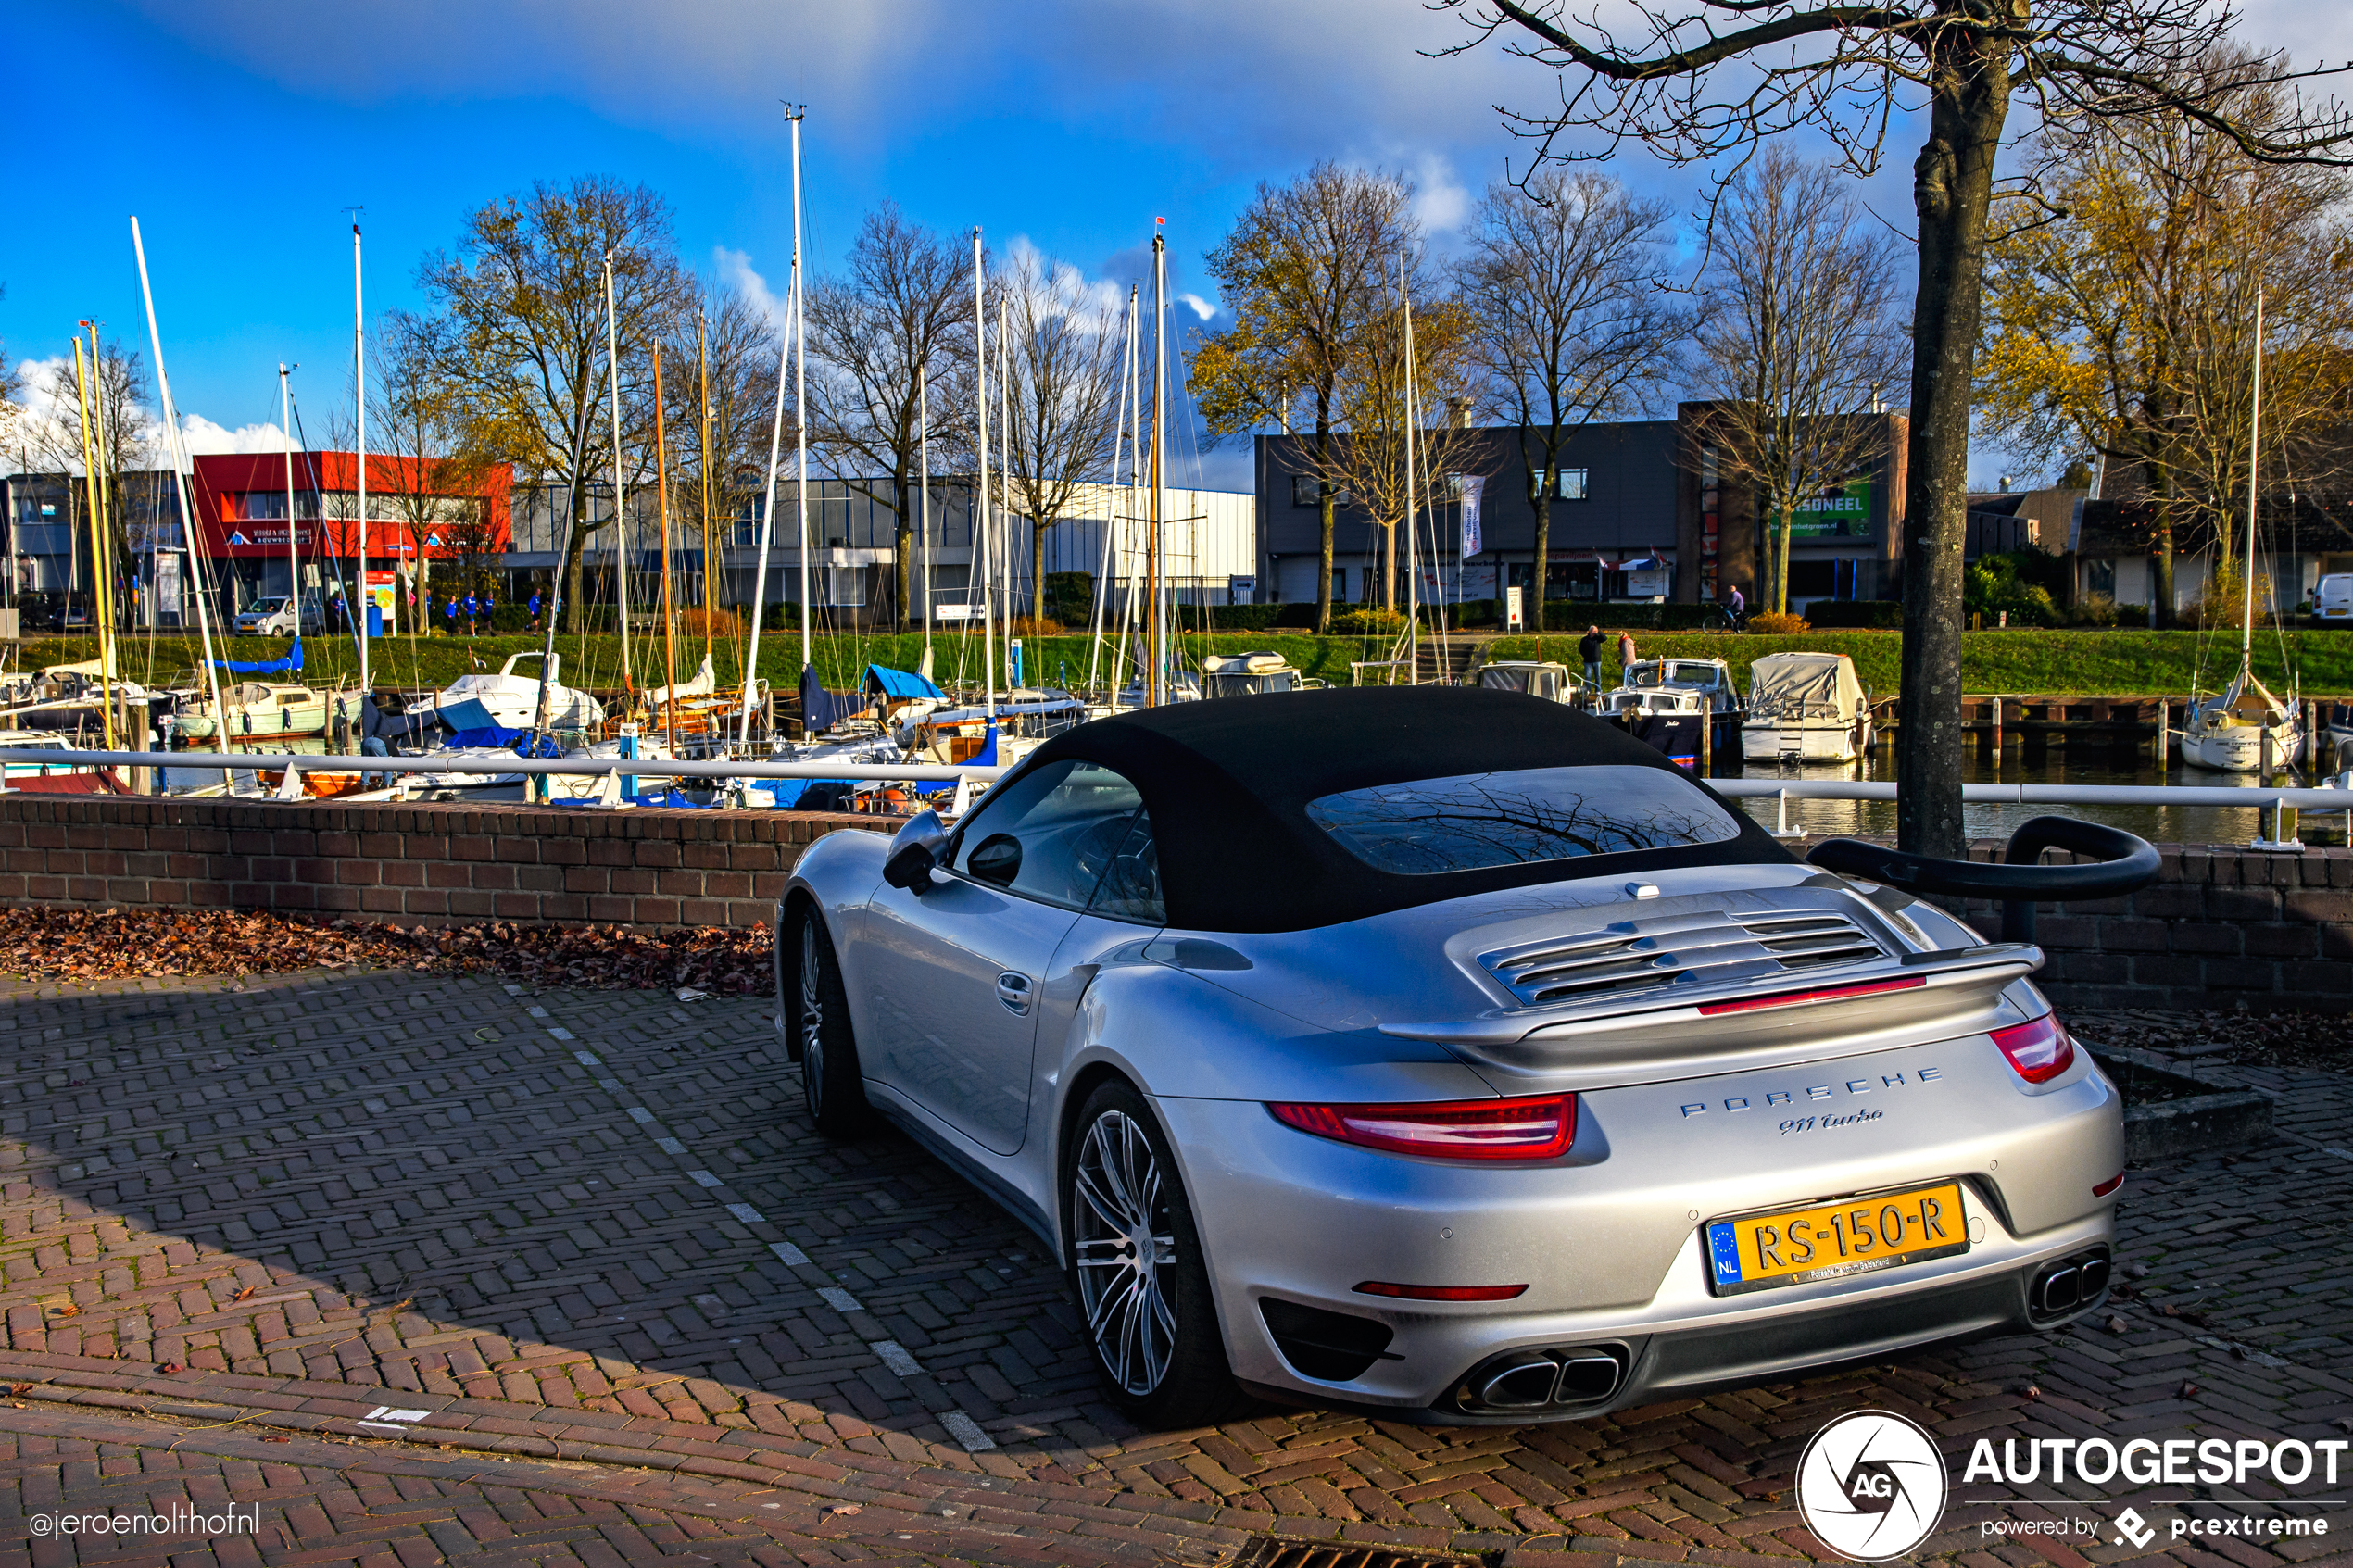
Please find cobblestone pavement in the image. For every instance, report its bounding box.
[1,968,2347,1567]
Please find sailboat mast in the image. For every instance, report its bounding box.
[698,309,714,668]
[790,110,812,682]
[354,218,370,695]
[918,365,934,678]
[69,340,119,753]
[737,112,798,750]
[999,292,1013,684]
[280,365,300,636]
[1400,260,1420,682]
[82,327,121,693]
[974,227,995,723]
[1149,231,1166,708]
[654,346,681,759]
[2243,287,2263,672]
[1088,288,1135,696]
[130,217,228,753]
[604,251,634,695]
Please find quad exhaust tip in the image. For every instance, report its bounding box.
[2030,1246,2111,1321]
[1457,1345,1628,1413]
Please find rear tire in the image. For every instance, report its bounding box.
[792,905,869,1137]
[1064,1080,1248,1430]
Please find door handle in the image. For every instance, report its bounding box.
[995,972,1034,1016]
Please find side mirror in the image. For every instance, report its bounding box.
[966,833,1023,887]
[882,809,950,892]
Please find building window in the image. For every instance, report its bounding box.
[1291,474,1350,508]
[822,566,867,608]
[2086,558,2115,597]
[1554,468,1589,501]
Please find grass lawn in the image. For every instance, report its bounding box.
[1487,629,2353,697]
[19,625,2349,699]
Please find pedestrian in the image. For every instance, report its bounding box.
[482,593,497,631]
[528,589,543,632]
[462,592,480,634]
[445,596,459,636]
[1578,624,1604,690]
[1617,629,1637,675]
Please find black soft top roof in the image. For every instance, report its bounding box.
[1026,685,1794,933]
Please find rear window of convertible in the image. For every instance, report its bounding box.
[1303,764,1742,875]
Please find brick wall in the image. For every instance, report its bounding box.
[1944,840,2353,1013]
[0,794,888,932]
[3,795,2348,1008]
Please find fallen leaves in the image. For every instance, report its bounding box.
[0,908,775,996]
[2181,1381,2202,1398]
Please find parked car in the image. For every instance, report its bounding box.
[233,596,322,636]
[2312,572,2353,627]
[775,686,2123,1427]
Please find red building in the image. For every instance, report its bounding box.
[189,450,512,576]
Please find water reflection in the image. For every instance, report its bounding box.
[1718,749,2349,847]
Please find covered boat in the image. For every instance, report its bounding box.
[1202,651,1308,698]
[1741,651,1874,762]
[1476,660,1580,704]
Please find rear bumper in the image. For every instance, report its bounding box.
[1164,1037,2121,1422]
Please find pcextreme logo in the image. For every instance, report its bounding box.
[1795,1411,1951,1562]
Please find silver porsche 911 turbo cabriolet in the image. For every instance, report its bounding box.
[774,686,2122,1429]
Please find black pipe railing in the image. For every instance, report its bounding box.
[1805,816,2161,944]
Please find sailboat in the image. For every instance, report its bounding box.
[2179,290,2304,775]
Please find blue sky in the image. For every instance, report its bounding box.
[4,0,2337,491]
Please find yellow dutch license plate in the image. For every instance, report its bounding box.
[1705,1181,1969,1296]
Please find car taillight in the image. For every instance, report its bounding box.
[1697,975,1924,1015]
[1266,1094,1577,1160]
[1992,1013,2075,1084]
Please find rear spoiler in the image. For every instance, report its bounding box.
[1378,945,2040,1089]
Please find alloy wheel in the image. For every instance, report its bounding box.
[799,916,826,1118]
[1072,1110,1178,1395]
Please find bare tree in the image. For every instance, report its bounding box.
[1457,169,1687,627]
[663,284,785,623]
[1445,0,2353,857]
[1311,279,1484,613]
[1195,163,1418,632]
[415,175,696,632]
[997,248,1125,624]
[1690,149,1907,616]
[802,204,970,626]
[376,312,503,620]
[1980,50,2353,623]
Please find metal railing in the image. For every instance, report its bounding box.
[1708,775,2349,844]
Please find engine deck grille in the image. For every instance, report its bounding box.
[1480,907,1884,1008]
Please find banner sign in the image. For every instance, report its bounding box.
[1773,480,1874,541]
[1458,475,1486,557]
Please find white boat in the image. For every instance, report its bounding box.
[1476,659,1583,704]
[432,650,606,734]
[1202,651,1309,698]
[2179,672,2303,773]
[2180,288,2306,775]
[171,681,331,741]
[1742,650,1875,762]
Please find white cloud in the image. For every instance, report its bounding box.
[177,415,294,455]
[1407,151,1473,234]
[1178,294,1215,322]
[714,246,791,330]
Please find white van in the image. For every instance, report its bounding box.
[2315,573,2353,626]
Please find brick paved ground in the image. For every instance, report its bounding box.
[0,968,2347,1566]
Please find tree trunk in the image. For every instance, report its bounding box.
[1775,513,1793,616]
[1896,18,2013,859]
[561,491,593,635]
[1533,486,1552,633]
[895,472,912,632]
[1315,422,1336,632]
[1034,515,1050,625]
